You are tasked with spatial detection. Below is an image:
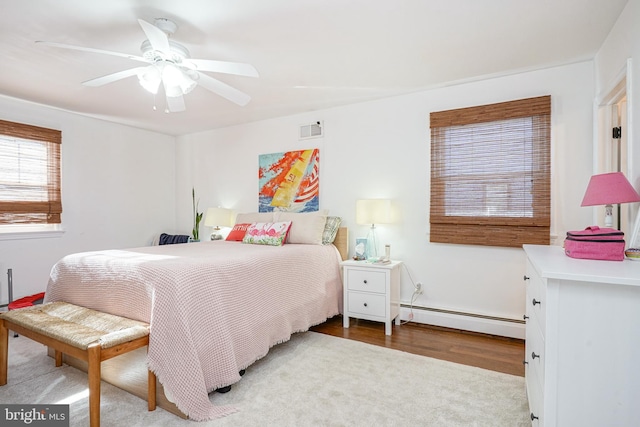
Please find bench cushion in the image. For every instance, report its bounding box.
[0,302,149,350]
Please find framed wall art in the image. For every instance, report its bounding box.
[258,148,320,212]
[354,238,368,260]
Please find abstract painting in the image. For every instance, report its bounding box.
[258,148,320,212]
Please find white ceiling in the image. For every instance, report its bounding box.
[0,0,628,136]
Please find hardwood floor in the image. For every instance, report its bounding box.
[310,315,525,377]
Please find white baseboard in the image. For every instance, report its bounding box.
[400,305,525,339]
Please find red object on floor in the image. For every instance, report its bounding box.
[8,292,45,310]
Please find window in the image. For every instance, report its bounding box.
[429,96,550,247]
[0,119,62,225]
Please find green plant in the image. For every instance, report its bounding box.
[191,187,203,241]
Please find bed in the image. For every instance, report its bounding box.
[43,224,348,421]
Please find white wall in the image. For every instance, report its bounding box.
[0,96,177,305]
[594,0,640,240]
[177,61,595,337]
[594,1,633,98]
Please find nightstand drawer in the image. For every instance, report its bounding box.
[347,291,386,317]
[346,269,386,293]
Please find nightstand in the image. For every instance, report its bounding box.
[342,260,402,335]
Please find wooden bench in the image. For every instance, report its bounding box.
[0,301,156,427]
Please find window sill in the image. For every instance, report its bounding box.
[0,226,65,241]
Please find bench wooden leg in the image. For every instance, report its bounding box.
[148,370,156,411]
[0,319,7,386]
[87,343,101,427]
[54,349,63,367]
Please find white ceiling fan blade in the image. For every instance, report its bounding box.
[188,59,259,78]
[196,73,251,106]
[138,19,171,54]
[36,41,147,63]
[166,94,186,112]
[82,67,147,87]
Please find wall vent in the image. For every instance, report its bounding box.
[299,121,323,140]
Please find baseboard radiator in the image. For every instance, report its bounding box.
[399,304,525,340]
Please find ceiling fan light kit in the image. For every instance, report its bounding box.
[37,17,258,112]
[137,63,197,97]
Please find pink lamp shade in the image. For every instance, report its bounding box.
[581,172,640,206]
[581,172,640,228]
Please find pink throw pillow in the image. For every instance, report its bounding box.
[242,221,292,246]
[226,223,251,241]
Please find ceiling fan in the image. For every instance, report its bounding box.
[36,18,259,112]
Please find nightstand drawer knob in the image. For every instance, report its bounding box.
[531,351,540,360]
[532,298,541,306]
[363,280,367,284]
[531,413,539,421]
[523,315,529,321]
[523,275,530,281]
[363,303,368,307]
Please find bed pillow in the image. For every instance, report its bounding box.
[275,210,328,245]
[242,221,292,246]
[225,223,251,241]
[235,212,274,224]
[322,216,342,244]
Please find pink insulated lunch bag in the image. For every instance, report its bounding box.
[564,226,625,261]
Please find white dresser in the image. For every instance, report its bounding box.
[523,245,640,427]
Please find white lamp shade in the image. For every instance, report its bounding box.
[162,63,196,97]
[137,65,162,94]
[137,62,197,97]
[356,199,391,225]
[204,207,233,228]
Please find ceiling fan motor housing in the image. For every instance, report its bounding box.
[140,39,191,63]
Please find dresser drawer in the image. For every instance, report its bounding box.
[526,368,544,425]
[525,314,545,390]
[347,291,386,317]
[526,261,546,333]
[346,269,386,293]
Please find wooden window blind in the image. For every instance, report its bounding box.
[0,119,62,225]
[430,96,550,247]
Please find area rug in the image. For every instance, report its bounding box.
[0,331,530,426]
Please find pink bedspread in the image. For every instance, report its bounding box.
[45,241,343,420]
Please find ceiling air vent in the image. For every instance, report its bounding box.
[299,121,323,140]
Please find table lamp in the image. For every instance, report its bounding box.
[581,172,640,228]
[204,207,233,240]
